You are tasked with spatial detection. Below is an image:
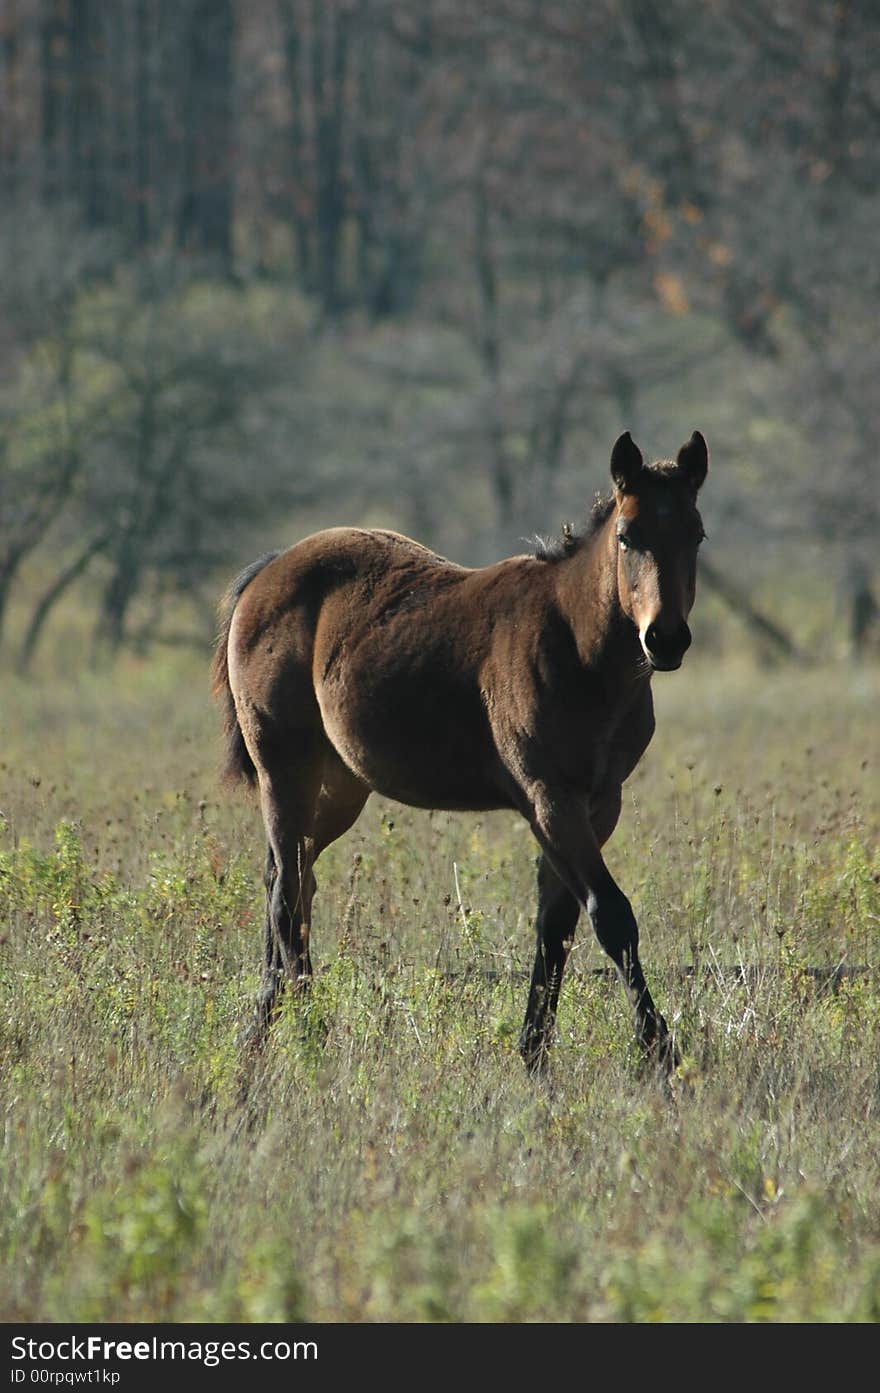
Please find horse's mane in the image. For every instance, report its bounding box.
[532,458,685,563]
[532,493,615,563]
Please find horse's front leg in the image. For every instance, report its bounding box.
[519,853,580,1075]
[520,786,626,1072]
[585,878,676,1070]
[520,783,677,1073]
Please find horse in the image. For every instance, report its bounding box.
[212,429,709,1074]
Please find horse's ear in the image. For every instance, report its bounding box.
[676,431,709,493]
[610,432,644,494]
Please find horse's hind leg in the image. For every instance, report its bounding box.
[311,751,370,862]
[256,842,317,1029]
[257,845,278,1026]
[519,855,580,1075]
[252,744,369,1038]
[252,754,322,1035]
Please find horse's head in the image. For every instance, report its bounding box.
[610,430,708,671]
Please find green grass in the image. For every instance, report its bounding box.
[0,651,878,1321]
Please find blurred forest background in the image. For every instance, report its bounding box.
[1,0,878,668]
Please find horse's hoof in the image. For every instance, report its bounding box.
[636,1027,680,1079]
[519,1028,551,1079]
[239,1022,266,1056]
[238,994,276,1055]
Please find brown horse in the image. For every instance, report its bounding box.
[212,430,708,1073]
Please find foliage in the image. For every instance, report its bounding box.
[1,2,879,659]
[0,260,313,662]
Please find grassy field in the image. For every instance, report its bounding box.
[0,647,877,1322]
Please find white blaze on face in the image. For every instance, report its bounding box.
[634,556,663,659]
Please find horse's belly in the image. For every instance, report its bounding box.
[317,680,508,812]
[327,726,510,813]
[375,775,511,814]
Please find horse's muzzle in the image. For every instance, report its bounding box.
[643,621,692,671]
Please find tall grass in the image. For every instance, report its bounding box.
[1,652,877,1320]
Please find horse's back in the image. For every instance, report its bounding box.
[226,527,525,808]
[226,526,463,726]
[229,528,465,659]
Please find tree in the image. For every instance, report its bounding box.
[177,0,235,263]
[1,255,313,667]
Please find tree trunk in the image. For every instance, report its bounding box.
[699,556,806,664]
[311,0,349,315]
[40,0,67,201]
[178,0,234,263]
[133,0,151,245]
[19,533,110,671]
[1,1,22,194]
[473,181,514,531]
[278,0,313,287]
[68,0,106,226]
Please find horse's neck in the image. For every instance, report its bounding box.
[554,519,641,672]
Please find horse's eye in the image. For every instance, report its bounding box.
[618,534,631,550]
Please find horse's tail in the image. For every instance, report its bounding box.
[211,551,281,788]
